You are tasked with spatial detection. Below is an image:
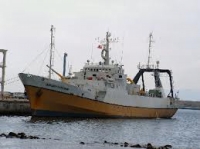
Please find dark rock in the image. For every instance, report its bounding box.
[146,143,154,149]
[114,142,118,145]
[164,145,172,148]
[124,142,129,147]
[0,133,6,137]
[20,135,27,139]
[18,132,25,136]
[7,132,18,138]
[28,136,39,139]
[130,144,142,148]
[104,140,108,143]
[80,142,85,145]
[32,136,39,139]
[18,132,27,139]
[158,144,172,149]
[28,136,34,139]
[1,132,41,140]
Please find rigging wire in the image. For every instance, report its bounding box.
[5,29,66,86]
[90,43,94,62]
[54,48,63,62]
[52,48,65,80]
[38,46,49,75]
[4,45,49,86]
[21,46,49,73]
[4,75,20,86]
[5,76,19,82]
[5,79,20,85]
[120,36,124,65]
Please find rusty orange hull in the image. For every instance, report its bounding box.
[25,85,177,118]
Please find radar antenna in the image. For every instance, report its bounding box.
[96,32,118,65]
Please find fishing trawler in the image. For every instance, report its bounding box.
[19,28,178,118]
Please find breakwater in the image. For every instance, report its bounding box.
[0,98,30,115]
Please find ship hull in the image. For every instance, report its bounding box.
[24,85,177,118]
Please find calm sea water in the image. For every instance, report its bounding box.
[0,109,199,149]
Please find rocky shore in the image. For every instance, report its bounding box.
[0,132,172,149]
[0,132,40,139]
[80,140,172,149]
[0,132,58,140]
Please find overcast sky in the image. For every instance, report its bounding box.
[0,0,200,100]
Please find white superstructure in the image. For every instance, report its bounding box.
[58,32,175,109]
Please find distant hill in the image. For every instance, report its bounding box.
[175,100,200,110]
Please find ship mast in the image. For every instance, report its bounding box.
[100,32,119,65]
[104,32,111,65]
[147,32,153,69]
[49,25,55,79]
